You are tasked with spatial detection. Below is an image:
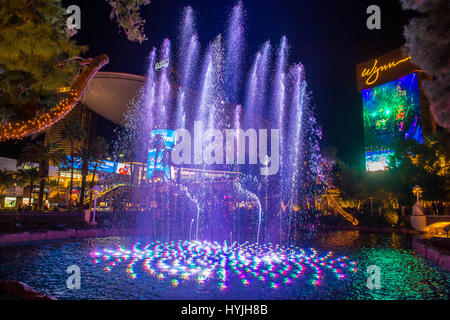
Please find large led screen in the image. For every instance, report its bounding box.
[147,129,177,179]
[60,157,122,174]
[362,72,423,171]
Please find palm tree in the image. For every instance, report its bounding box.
[17,141,64,210]
[59,119,85,210]
[16,167,40,207]
[0,169,14,197]
[79,136,109,211]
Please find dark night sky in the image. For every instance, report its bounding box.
[1,0,413,168]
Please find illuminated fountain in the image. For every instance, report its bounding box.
[70,2,447,300]
[0,3,446,301]
[90,240,358,292]
[115,1,328,244]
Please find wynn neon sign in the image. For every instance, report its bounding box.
[361,56,412,86]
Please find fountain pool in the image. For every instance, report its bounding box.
[0,232,448,300]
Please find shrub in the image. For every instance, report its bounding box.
[384,209,399,226]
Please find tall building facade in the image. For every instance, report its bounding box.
[356,48,436,172]
[44,103,97,156]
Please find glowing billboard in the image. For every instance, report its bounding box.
[60,157,126,174]
[93,160,115,173]
[147,129,177,179]
[4,197,16,208]
[362,72,423,171]
[365,150,394,172]
[116,162,131,175]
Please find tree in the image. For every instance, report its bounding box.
[0,169,14,196]
[0,0,151,134]
[401,0,450,129]
[333,161,368,202]
[79,136,109,211]
[16,167,40,207]
[107,0,152,43]
[388,131,450,203]
[59,119,85,210]
[0,0,86,120]
[334,132,449,211]
[17,141,64,210]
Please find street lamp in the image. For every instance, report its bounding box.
[412,185,423,204]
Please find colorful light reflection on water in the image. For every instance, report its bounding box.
[1,232,449,299]
[90,241,358,291]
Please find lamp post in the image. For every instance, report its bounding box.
[91,185,102,225]
[412,185,423,204]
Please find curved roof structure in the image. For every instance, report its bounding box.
[80,72,146,125]
[80,71,272,129]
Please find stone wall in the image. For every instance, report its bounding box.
[0,228,133,245]
[412,238,450,272]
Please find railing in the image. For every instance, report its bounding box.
[326,197,359,226]
[82,183,126,204]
